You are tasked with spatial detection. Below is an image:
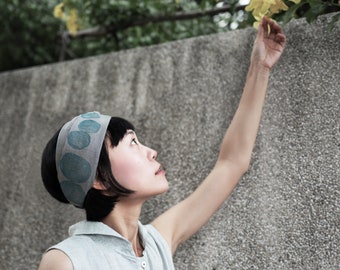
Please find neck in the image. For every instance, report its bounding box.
[101,201,144,257]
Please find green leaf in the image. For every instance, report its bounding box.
[327,11,340,31]
[280,2,304,24]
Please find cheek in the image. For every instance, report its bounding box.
[110,158,145,189]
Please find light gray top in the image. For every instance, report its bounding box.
[48,220,175,270]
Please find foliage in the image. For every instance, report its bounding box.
[263,0,340,26]
[52,0,241,61]
[0,0,61,72]
[0,0,339,72]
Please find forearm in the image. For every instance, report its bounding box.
[161,64,272,250]
[217,62,270,170]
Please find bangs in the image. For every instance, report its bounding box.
[106,117,135,147]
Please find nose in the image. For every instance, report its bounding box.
[147,147,157,160]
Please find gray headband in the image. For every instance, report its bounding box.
[55,111,111,208]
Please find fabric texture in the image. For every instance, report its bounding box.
[48,221,175,270]
[55,111,111,208]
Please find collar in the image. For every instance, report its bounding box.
[69,220,147,245]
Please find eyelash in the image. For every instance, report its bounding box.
[132,138,138,145]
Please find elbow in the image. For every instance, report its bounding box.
[217,148,253,174]
[238,158,251,174]
[217,156,251,175]
[242,160,251,173]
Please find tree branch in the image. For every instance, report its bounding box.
[64,4,247,39]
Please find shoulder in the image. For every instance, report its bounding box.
[38,235,91,270]
[38,249,73,270]
[39,234,102,269]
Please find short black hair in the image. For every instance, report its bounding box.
[41,116,135,221]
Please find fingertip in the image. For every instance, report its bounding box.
[278,33,287,44]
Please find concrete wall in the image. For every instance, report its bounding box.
[0,13,339,269]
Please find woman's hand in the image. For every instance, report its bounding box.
[251,17,286,70]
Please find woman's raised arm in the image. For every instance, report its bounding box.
[152,17,286,255]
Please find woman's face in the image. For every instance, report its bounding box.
[107,130,168,201]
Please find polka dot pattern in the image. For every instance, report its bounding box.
[67,131,90,150]
[60,153,91,183]
[78,120,101,133]
[55,111,111,208]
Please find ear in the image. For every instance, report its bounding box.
[93,179,107,190]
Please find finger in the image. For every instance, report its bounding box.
[260,17,271,38]
[262,16,270,26]
[257,17,265,39]
[269,21,283,35]
[275,33,286,47]
[267,23,285,44]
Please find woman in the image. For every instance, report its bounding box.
[39,17,286,270]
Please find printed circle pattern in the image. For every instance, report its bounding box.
[78,120,101,133]
[60,181,86,207]
[67,131,90,150]
[81,112,100,119]
[60,153,91,183]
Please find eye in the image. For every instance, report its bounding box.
[131,138,138,145]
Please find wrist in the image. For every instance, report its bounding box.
[249,61,271,77]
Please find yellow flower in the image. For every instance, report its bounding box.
[270,0,289,14]
[66,9,79,36]
[246,0,301,28]
[246,0,275,21]
[53,2,65,19]
[253,20,261,29]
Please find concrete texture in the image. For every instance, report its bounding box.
[0,13,339,269]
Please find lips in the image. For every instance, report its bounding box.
[155,165,165,175]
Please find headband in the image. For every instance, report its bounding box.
[55,111,111,208]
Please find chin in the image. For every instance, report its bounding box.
[160,185,169,194]
[155,184,169,196]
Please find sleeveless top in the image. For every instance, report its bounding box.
[48,220,175,270]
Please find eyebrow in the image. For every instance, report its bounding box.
[126,130,136,136]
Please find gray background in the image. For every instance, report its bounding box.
[0,14,339,269]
